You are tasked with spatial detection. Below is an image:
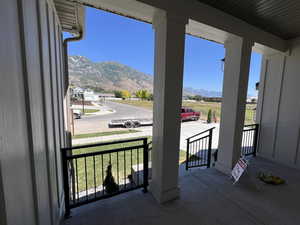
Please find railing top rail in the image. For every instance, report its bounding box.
[186,127,215,140]
[189,135,210,144]
[61,137,148,151]
[244,123,259,128]
[66,144,145,159]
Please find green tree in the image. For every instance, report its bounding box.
[114,90,122,98]
[193,95,203,101]
[120,90,131,99]
[135,90,143,99]
[207,109,212,123]
[135,89,150,100]
[114,90,131,99]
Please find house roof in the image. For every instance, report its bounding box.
[54,0,85,35]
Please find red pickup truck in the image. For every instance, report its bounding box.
[181,108,200,121]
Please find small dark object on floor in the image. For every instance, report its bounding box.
[258,172,285,185]
[127,174,133,183]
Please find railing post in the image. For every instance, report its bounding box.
[143,138,149,193]
[241,127,245,156]
[253,124,259,157]
[207,128,213,168]
[186,139,190,170]
[62,149,71,217]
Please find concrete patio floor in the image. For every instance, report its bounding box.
[63,157,300,225]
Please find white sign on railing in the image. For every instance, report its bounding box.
[231,158,248,183]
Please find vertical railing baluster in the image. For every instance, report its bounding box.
[199,139,201,165]
[75,159,79,202]
[130,149,133,188]
[247,130,250,154]
[93,156,96,198]
[191,142,197,166]
[205,137,207,165]
[137,148,139,185]
[143,138,149,192]
[186,138,190,170]
[124,150,126,188]
[245,131,247,154]
[250,130,252,154]
[244,130,247,155]
[207,128,213,168]
[202,138,205,166]
[198,139,201,166]
[84,157,88,199]
[253,124,259,156]
[242,129,245,156]
[101,155,104,195]
[117,152,119,185]
[71,159,75,205]
[62,149,70,217]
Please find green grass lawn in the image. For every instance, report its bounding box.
[113,100,256,124]
[72,129,140,139]
[70,137,186,192]
[81,108,100,114]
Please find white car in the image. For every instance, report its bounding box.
[73,109,82,119]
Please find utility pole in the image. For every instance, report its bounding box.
[81,92,85,115]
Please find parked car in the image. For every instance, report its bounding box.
[73,109,82,119]
[181,108,200,121]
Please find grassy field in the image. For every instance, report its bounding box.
[81,109,100,114]
[115,100,256,124]
[72,129,140,139]
[71,138,186,193]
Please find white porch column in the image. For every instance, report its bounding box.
[216,36,253,174]
[150,9,188,203]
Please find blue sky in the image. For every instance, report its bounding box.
[68,7,261,96]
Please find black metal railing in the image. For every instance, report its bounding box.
[61,137,149,216]
[186,127,215,170]
[241,124,259,156]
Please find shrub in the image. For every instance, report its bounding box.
[207,109,212,123]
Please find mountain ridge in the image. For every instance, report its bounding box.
[68,55,222,97]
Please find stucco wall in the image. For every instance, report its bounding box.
[0,0,67,225]
[257,42,300,169]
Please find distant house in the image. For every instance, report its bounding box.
[98,93,117,102]
[247,96,258,103]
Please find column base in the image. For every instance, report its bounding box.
[215,161,232,176]
[149,183,180,204]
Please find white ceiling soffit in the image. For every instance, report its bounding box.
[54,0,85,35]
[67,0,231,44]
[67,0,288,53]
[76,0,154,23]
[196,0,300,40]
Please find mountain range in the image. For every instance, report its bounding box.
[68,55,222,97]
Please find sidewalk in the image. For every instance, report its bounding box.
[72,121,220,151]
[72,102,115,116]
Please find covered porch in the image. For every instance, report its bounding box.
[61,0,298,213]
[63,157,300,225]
[2,1,300,225]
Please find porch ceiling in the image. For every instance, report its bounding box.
[68,0,288,53]
[197,0,300,40]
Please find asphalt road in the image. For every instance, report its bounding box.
[74,101,152,134]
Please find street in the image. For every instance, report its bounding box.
[74,101,152,134]
[73,100,220,150]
